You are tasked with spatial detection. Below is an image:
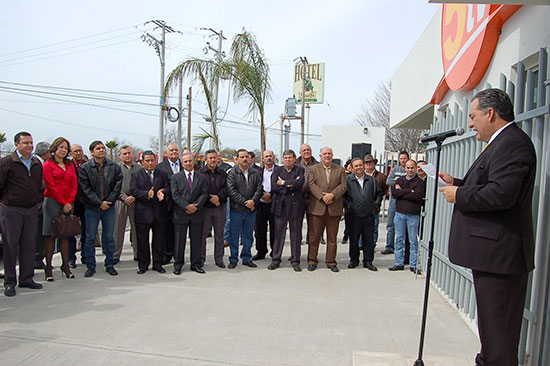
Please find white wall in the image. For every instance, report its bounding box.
[321,125,385,164]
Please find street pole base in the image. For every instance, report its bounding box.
[413,359,424,366]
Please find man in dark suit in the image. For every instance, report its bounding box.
[439,89,536,366]
[252,150,277,260]
[156,144,181,264]
[130,151,171,274]
[268,149,305,271]
[171,152,208,275]
[306,146,347,272]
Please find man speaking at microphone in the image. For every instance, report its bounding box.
[439,89,536,366]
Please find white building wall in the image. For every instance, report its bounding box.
[321,125,385,164]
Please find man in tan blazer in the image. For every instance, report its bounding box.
[306,147,347,272]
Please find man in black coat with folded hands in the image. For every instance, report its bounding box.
[130,151,171,274]
[171,152,208,275]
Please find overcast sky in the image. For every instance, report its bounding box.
[0,0,438,159]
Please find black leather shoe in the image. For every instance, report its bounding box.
[348,262,358,269]
[243,261,257,268]
[137,268,147,274]
[381,249,394,255]
[342,235,348,244]
[329,266,339,273]
[228,262,237,269]
[84,267,96,277]
[162,257,172,265]
[0,273,4,279]
[113,259,120,265]
[410,267,422,275]
[153,267,167,274]
[320,237,326,245]
[267,263,279,270]
[173,268,182,275]
[19,281,43,290]
[388,265,405,271]
[252,254,266,261]
[216,262,226,269]
[4,286,15,297]
[68,261,77,269]
[192,267,206,274]
[34,261,47,270]
[364,262,378,271]
[307,264,316,272]
[105,267,118,276]
[292,264,302,272]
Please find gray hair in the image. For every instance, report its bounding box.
[34,141,50,157]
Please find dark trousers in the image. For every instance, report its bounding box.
[472,270,528,366]
[1,204,39,287]
[349,214,375,264]
[343,209,352,239]
[34,204,45,265]
[254,202,275,257]
[201,205,226,265]
[272,211,303,266]
[307,211,340,267]
[68,203,87,263]
[163,220,175,261]
[174,222,202,270]
[136,220,166,271]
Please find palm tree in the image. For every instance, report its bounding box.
[163,58,224,152]
[105,140,118,160]
[228,30,272,152]
[0,132,6,158]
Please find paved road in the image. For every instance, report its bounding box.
[0,220,479,365]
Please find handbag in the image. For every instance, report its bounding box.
[52,214,81,238]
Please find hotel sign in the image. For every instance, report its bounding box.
[293,62,325,104]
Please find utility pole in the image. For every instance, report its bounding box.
[187,87,192,150]
[202,28,226,150]
[296,57,309,146]
[177,74,183,152]
[141,20,176,161]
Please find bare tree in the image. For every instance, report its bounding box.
[148,127,184,152]
[356,80,426,153]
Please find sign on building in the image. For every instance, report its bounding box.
[293,62,325,104]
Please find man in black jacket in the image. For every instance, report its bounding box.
[253,150,277,260]
[130,151,171,274]
[226,149,263,269]
[199,149,227,268]
[0,132,44,297]
[345,158,383,271]
[79,140,123,278]
[389,159,425,273]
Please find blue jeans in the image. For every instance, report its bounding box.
[84,206,116,269]
[223,198,231,242]
[373,213,380,245]
[385,198,396,252]
[394,212,419,267]
[229,210,256,264]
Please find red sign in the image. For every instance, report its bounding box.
[431,4,521,104]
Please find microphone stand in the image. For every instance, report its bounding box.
[414,137,445,366]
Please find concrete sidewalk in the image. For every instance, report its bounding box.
[0,220,479,365]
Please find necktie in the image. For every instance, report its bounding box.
[148,172,153,185]
[187,172,193,190]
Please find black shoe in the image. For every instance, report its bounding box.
[68,261,77,269]
[410,267,422,275]
[84,267,96,277]
[388,265,405,271]
[267,263,279,270]
[252,254,266,261]
[34,261,47,270]
[18,281,43,290]
[191,267,206,274]
[4,286,15,297]
[216,262,226,269]
[342,235,348,244]
[348,262,358,269]
[307,264,316,272]
[61,265,75,279]
[243,261,257,268]
[113,259,120,265]
[153,266,167,274]
[328,266,339,273]
[45,266,54,282]
[0,273,4,279]
[293,264,302,272]
[381,249,394,255]
[320,237,326,245]
[137,268,147,274]
[105,267,118,276]
[162,257,172,265]
[364,262,378,271]
[228,262,237,269]
[173,268,182,275]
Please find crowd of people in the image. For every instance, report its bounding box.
[0,133,428,297]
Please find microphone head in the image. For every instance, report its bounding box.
[456,127,465,136]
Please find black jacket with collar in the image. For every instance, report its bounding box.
[345,173,383,217]
[199,165,227,208]
[0,152,44,208]
[171,170,209,224]
[78,158,123,210]
[226,165,262,212]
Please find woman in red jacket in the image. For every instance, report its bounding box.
[42,137,78,280]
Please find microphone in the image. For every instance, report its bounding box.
[420,127,465,143]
